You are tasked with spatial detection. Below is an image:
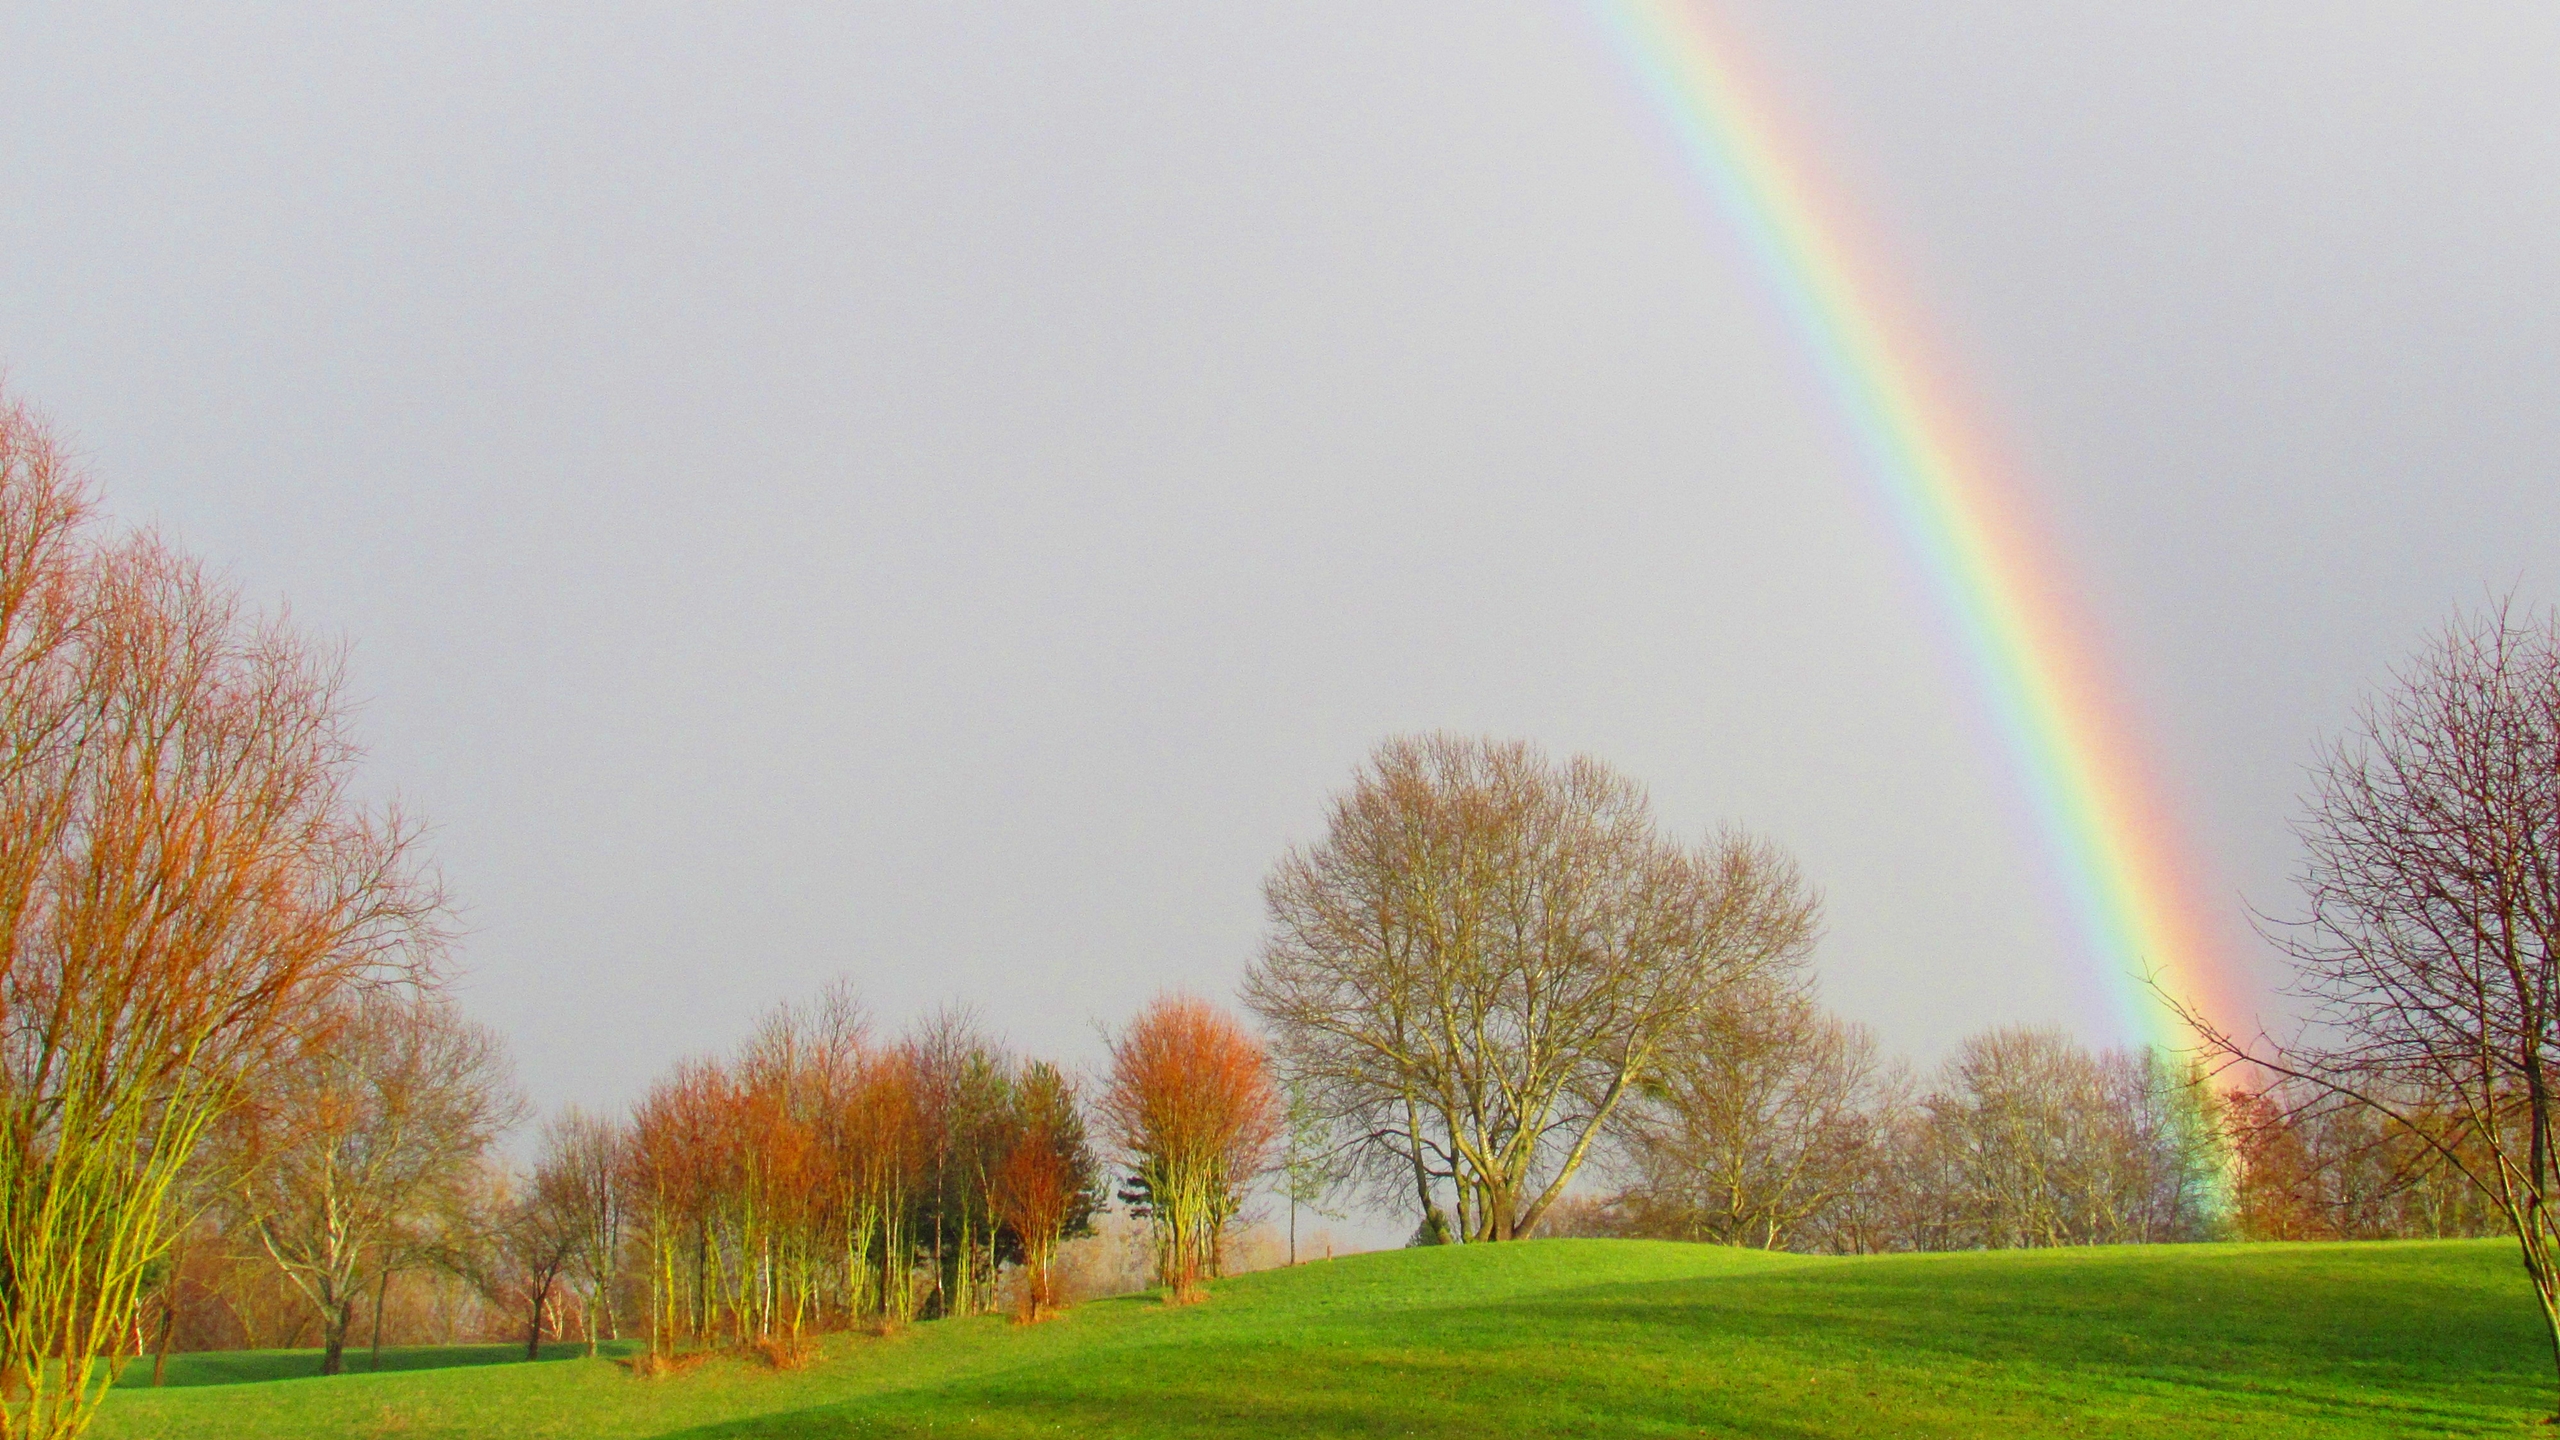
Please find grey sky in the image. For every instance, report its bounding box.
[3,3,2553,1127]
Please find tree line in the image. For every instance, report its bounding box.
[1247,734,2506,1258]
[138,986,1282,1381]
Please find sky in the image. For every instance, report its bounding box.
[3,3,2555,1139]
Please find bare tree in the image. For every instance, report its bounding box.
[1277,1077,1348,1266]
[2225,1079,2496,1241]
[1246,735,1820,1242]
[0,393,447,1439]
[1896,1028,2219,1251]
[533,1110,624,1355]
[456,1167,579,1363]
[2181,602,2560,1402]
[1794,1068,1922,1256]
[1606,979,1886,1248]
[228,994,520,1374]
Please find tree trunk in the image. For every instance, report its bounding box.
[320,1296,351,1377]
[151,1282,176,1387]
[1401,1089,1434,1237]
[370,1269,390,1372]
[525,1281,549,1362]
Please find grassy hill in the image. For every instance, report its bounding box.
[88,1238,2556,1438]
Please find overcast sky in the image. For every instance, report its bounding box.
[3,3,2554,1130]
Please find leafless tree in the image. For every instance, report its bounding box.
[533,1110,624,1354]
[227,993,521,1374]
[1895,1028,2220,1251]
[1277,1077,1350,1266]
[1595,1012,2217,1256]
[2225,1079,2496,1241]
[1797,1072,1923,1256]
[455,1166,579,1363]
[2180,602,2560,1400]
[1606,978,1887,1248]
[0,392,447,1438]
[1246,735,1821,1242]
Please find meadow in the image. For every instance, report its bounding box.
[89,1237,2553,1439]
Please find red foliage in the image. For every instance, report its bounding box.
[1099,995,1280,1300]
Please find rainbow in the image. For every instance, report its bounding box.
[1591,1,2241,1050]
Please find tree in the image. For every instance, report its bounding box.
[831,1041,922,1327]
[1896,1028,2220,1252]
[532,1111,624,1355]
[1099,996,1279,1302]
[2181,602,2560,1402]
[1277,1078,1347,1266]
[2223,1081,2493,1242]
[905,1010,1015,1319]
[1606,979,1886,1248]
[465,1169,578,1362]
[992,1062,1099,1319]
[0,392,447,1439]
[1246,735,1821,1242]
[228,994,520,1375]
[614,986,1023,1351]
[1595,1016,2224,1257]
[624,1060,726,1359]
[729,1008,823,1344]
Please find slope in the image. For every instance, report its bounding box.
[88,1239,2553,1439]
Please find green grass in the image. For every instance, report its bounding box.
[110,1339,634,1388]
[86,1238,2560,1438]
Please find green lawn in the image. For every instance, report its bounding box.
[111,1339,632,1388]
[88,1238,2559,1438]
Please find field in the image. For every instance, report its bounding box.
[89,1238,2555,1438]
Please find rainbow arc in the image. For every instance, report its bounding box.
[1596,1,2241,1048]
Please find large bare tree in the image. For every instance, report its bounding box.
[0,394,445,1438]
[1245,735,1820,1242]
[2181,602,2560,1403]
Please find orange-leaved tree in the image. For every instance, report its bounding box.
[994,1061,1098,1319]
[620,988,931,1353]
[833,1042,922,1326]
[1100,996,1279,1302]
[623,1060,731,1360]
[0,390,446,1440]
